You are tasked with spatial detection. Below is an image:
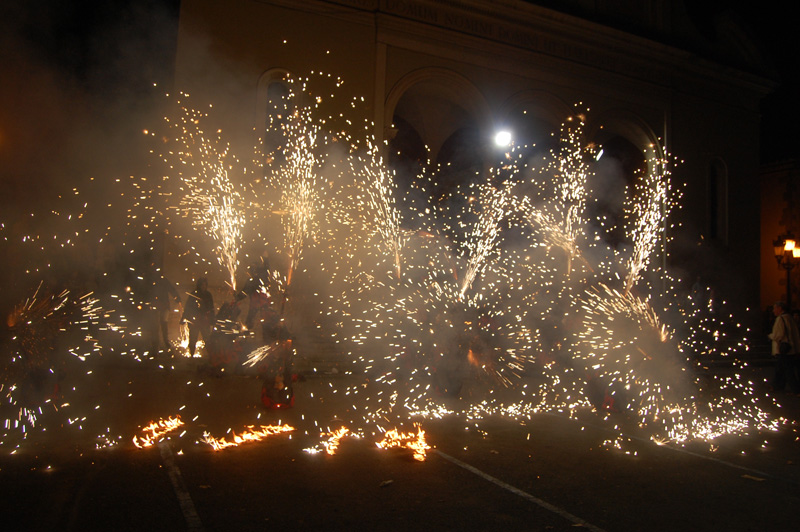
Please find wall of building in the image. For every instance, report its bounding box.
[172,0,772,324]
[761,162,800,313]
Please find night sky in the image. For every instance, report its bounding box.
[722,3,800,163]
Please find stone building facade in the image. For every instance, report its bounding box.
[761,161,800,311]
[173,0,775,324]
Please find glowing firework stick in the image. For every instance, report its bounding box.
[181,173,245,292]
[350,142,404,279]
[459,184,511,297]
[623,145,672,295]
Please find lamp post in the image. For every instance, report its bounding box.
[773,233,800,310]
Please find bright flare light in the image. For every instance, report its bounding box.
[494,130,512,147]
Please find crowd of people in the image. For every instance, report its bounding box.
[143,251,295,408]
[140,253,800,409]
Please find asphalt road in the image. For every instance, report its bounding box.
[2,356,799,532]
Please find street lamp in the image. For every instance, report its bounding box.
[773,232,800,310]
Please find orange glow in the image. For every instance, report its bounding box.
[201,424,294,451]
[376,424,430,461]
[133,416,184,448]
[467,348,478,367]
[321,427,350,455]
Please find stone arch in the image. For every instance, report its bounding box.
[256,67,294,131]
[255,68,298,171]
[707,157,729,245]
[588,109,663,161]
[587,109,664,199]
[496,89,572,148]
[586,109,661,247]
[384,68,492,163]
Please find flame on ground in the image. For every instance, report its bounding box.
[321,427,350,455]
[376,425,430,461]
[133,416,184,448]
[201,424,294,451]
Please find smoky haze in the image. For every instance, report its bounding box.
[0,1,180,308]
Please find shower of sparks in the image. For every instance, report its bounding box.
[0,74,787,459]
[171,95,247,292]
[258,77,330,291]
[181,180,245,292]
[458,183,512,297]
[347,139,405,280]
[275,134,320,288]
[512,108,595,277]
[310,100,778,449]
[622,145,673,295]
[2,283,108,436]
[573,284,684,427]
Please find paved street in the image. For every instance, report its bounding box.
[2,354,799,532]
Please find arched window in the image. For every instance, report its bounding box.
[261,79,293,165]
[256,69,294,170]
[387,114,428,188]
[434,124,484,199]
[384,68,491,198]
[708,158,728,245]
[592,135,646,246]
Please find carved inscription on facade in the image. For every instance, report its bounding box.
[382,0,604,67]
[329,0,379,9]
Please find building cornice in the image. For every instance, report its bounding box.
[262,0,776,98]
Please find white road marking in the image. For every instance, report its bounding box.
[435,450,607,532]
[159,442,204,532]
[543,413,796,484]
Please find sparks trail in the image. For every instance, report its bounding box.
[622,145,674,296]
[510,108,595,278]
[1,283,108,441]
[169,94,248,292]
